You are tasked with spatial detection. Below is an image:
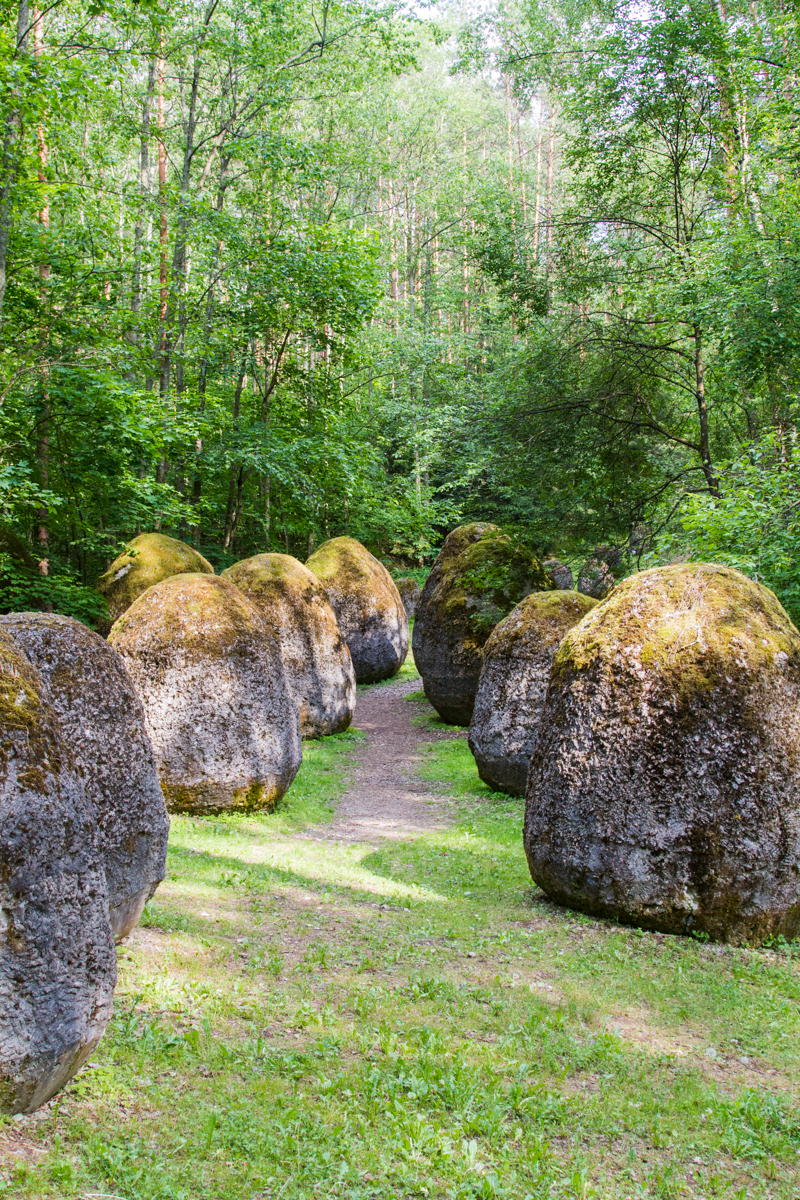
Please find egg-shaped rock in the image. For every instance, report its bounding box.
[306,538,408,683]
[1,613,169,940]
[96,532,214,628]
[109,574,301,814]
[524,563,800,943]
[468,591,598,796]
[223,553,355,738]
[0,629,115,1113]
[412,523,552,726]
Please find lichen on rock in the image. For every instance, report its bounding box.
[223,553,355,738]
[524,562,800,944]
[306,537,408,684]
[1,613,169,940]
[469,590,598,796]
[412,523,553,726]
[109,573,301,814]
[96,532,214,628]
[0,629,116,1113]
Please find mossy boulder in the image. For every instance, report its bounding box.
[469,591,598,796]
[1,613,169,940]
[396,577,421,618]
[306,538,408,683]
[543,559,574,591]
[96,533,214,629]
[412,523,553,726]
[222,554,355,739]
[0,628,116,1113]
[109,574,301,814]
[524,563,800,944]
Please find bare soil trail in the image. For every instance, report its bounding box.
[311,676,461,843]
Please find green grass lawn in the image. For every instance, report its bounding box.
[4,681,800,1198]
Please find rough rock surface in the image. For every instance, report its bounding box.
[223,554,355,739]
[396,578,421,618]
[469,591,598,796]
[524,563,800,943]
[576,544,621,599]
[0,629,116,1113]
[543,559,574,591]
[96,533,214,628]
[109,573,301,814]
[412,523,552,726]
[1,613,169,940]
[306,538,408,684]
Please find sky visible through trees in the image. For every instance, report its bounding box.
[0,0,798,621]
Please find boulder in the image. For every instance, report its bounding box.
[543,559,574,591]
[396,577,421,618]
[96,533,214,628]
[524,563,800,944]
[469,591,598,796]
[109,574,301,814]
[576,544,621,599]
[412,523,552,726]
[0,629,116,1113]
[1,613,169,940]
[222,554,355,739]
[306,538,408,683]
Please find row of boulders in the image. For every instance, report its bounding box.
[96,533,408,814]
[0,614,169,1113]
[0,530,410,1113]
[416,524,800,944]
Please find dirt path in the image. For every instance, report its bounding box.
[311,677,460,843]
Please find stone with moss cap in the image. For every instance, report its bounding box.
[222,553,355,738]
[0,628,116,1113]
[1,613,169,940]
[96,532,214,629]
[109,573,301,814]
[412,523,553,726]
[524,563,800,944]
[305,538,408,684]
[469,591,598,796]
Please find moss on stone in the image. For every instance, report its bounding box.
[306,537,408,684]
[437,531,554,641]
[96,533,214,625]
[485,590,599,659]
[554,562,800,709]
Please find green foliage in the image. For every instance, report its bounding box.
[0,555,109,626]
[658,430,800,627]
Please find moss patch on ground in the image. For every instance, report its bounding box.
[5,691,800,1198]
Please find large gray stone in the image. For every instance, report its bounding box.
[524,563,800,943]
[412,523,552,726]
[306,538,408,684]
[222,554,355,739]
[468,591,597,796]
[1,613,169,940]
[0,629,115,1113]
[109,573,301,814]
[396,578,422,618]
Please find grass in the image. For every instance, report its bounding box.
[3,684,800,1198]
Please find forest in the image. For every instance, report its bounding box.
[3,0,800,1197]
[0,0,798,621]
